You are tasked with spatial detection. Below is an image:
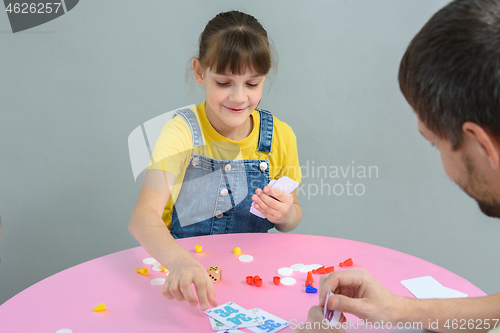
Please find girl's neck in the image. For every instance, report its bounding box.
[205,105,254,141]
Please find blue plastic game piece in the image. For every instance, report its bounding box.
[305,285,318,293]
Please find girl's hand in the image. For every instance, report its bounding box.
[252,186,296,226]
[162,252,218,311]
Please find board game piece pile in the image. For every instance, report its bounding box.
[205,302,290,333]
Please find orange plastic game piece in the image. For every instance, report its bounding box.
[315,266,326,274]
[135,268,148,275]
[254,276,263,287]
[339,258,353,267]
[93,302,106,312]
[305,271,314,287]
[325,266,335,273]
[195,245,202,253]
[273,276,281,285]
[246,276,254,285]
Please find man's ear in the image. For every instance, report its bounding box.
[462,121,500,169]
[192,58,205,86]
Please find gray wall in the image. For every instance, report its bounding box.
[1,0,499,306]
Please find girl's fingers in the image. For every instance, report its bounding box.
[162,279,174,300]
[180,278,198,307]
[192,274,209,311]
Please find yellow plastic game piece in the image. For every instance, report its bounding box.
[93,302,106,312]
[195,245,202,253]
[160,265,169,273]
[233,247,241,255]
[135,268,148,275]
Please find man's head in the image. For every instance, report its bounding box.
[399,0,500,217]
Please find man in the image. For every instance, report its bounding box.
[296,0,500,332]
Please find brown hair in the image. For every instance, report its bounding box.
[398,0,500,149]
[198,11,272,76]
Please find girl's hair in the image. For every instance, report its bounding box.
[198,11,272,76]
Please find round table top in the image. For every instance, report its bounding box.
[0,233,486,333]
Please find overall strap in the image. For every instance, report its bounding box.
[257,109,274,153]
[174,108,204,147]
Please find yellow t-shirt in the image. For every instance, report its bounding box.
[148,102,301,229]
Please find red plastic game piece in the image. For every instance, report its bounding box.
[325,266,335,273]
[339,258,353,267]
[305,271,314,287]
[254,276,263,287]
[316,266,326,274]
[273,276,281,285]
[246,276,254,285]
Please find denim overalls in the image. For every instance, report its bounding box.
[169,108,276,239]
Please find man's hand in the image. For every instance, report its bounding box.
[318,269,404,323]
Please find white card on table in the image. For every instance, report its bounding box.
[323,290,342,326]
[208,316,234,331]
[247,308,290,333]
[401,276,468,299]
[205,302,265,329]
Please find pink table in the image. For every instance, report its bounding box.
[0,233,486,333]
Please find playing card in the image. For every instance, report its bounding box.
[270,176,298,194]
[246,308,290,333]
[208,316,234,331]
[401,276,468,299]
[205,302,265,329]
[249,177,298,218]
[323,290,342,326]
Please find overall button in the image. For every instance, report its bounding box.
[224,164,231,172]
[192,157,200,167]
[220,188,228,196]
[215,212,223,219]
[259,161,268,172]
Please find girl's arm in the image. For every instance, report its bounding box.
[129,170,217,311]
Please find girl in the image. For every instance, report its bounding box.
[129,10,302,311]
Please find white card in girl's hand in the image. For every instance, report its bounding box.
[250,177,298,218]
[270,176,298,194]
[247,308,290,333]
[205,302,265,329]
[324,290,342,326]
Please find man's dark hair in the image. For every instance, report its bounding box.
[399,0,500,149]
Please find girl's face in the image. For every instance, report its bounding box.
[194,59,266,140]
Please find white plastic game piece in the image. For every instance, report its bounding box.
[239,255,254,262]
[152,261,161,267]
[290,263,305,271]
[143,258,157,265]
[280,277,296,286]
[150,278,166,285]
[55,330,73,333]
[277,267,293,276]
[299,265,313,273]
[152,266,162,271]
